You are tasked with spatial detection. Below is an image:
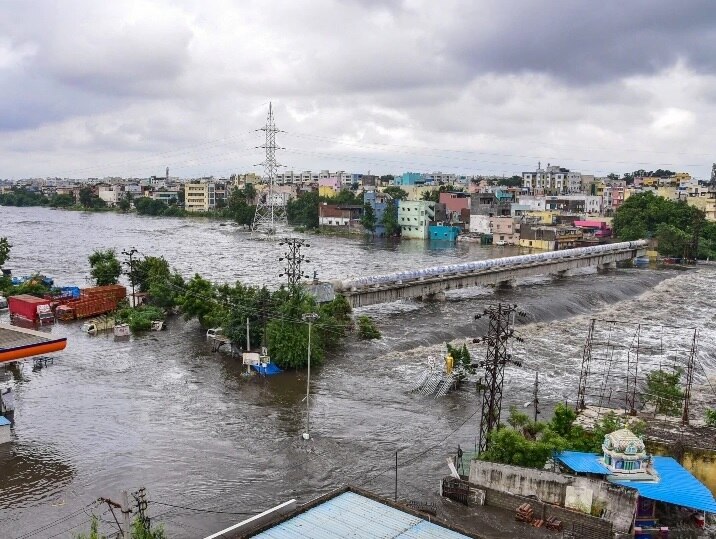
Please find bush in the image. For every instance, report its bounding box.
[357,315,380,340]
[116,305,165,334]
[706,409,716,427]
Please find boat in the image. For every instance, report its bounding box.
[113,324,130,337]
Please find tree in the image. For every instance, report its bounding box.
[382,186,408,201]
[655,223,690,258]
[360,204,376,233]
[178,274,223,328]
[286,191,320,229]
[266,288,322,368]
[118,193,131,212]
[497,176,523,188]
[381,199,401,236]
[607,173,620,181]
[643,369,684,416]
[88,249,122,286]
[357,315,380,339]
[0,237,11,268]
[79,187,95,208]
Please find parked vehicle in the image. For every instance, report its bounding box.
[113,324,130,337]
[81,317,116,334]
[8,294,54,324]
[0,296,7,310]
[206,328,223,339]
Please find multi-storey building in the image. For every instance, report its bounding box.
[399,200,435,239]
[184,180,216,212]
[522,164,570,195]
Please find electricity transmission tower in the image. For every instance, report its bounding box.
[279,238,310,286]
[252,102,286,236]
[473,303,525,455]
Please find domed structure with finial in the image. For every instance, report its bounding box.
[602,428,648,474]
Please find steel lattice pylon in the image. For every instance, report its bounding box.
[474,303,524,455]
[252,102,286,236]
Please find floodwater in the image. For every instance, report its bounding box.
[0,206,715,538]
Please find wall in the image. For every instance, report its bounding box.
[469,461,636,535]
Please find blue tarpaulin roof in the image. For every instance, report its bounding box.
[612,456,716,514]
[556,451,716,514]
[251,491,471,538]
[557,451,610,475]
[0,416,10,427]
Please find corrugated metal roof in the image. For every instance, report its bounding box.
[556,451,610,475]
[251,491,470,539]
[0,416,10,427]
[612,456,716,514]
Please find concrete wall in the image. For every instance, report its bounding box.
[469,461,636,535]
[469,460,572,505]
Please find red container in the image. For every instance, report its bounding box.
[8,294,52,322]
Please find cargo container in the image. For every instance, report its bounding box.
[8,295,53,324]
[80,285,126,302]
[57,296,118,320]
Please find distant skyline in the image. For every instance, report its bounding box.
[1,1,715,179]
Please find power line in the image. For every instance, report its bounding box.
[149,500,255,516]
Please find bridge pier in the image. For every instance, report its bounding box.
[554,269,568,279]
[496,279,514,290]
[597,261,617,273]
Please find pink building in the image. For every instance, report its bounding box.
[439,192,470,213]
[574,220,612,238]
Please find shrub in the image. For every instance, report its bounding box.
[357,315,380,340]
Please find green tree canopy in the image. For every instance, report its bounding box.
[88,249,122,286]
[360,203,376,232]
[381,199,401,236]
[382,186,408,200]
[0,237,11,268]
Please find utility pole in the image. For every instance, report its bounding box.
[252,102,286,236]
[473,303,525,455]
[133,487,150,532]
[121,247,138,308]
[279,238,310,288]
[532,371,540,423]
[302,312,319,440]
[121,490,132,539]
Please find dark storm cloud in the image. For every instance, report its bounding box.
[450,0,716,83]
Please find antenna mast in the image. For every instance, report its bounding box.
[252,102,286,236]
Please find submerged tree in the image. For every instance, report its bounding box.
[88,249,122,286]
[0,237,11,268]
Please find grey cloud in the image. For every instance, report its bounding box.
[449,0,716,83]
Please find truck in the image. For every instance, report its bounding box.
[56,297,118,320]
[8,294,54,324]
[81,316,116,334]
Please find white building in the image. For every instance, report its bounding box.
[97,185,122,206]
[522,164,570,195]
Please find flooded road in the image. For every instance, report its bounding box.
[1,206,714,538]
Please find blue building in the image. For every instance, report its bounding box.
[428,224,460,241]
[396,172,423,186]
[363,190,391,237]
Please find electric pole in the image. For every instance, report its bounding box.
[279,238,310,287]
[252,102,287,236]
[302,312,319,440]
[532,371,540,423]
[473,303,525,455]
[121,247,138,308]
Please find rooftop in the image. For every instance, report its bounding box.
[244,488,476,539]
[556,451,716,514]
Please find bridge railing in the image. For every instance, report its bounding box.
[339,240,647,292]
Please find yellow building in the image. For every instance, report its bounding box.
[318,185,337,198]
[687,194,716,222]
[656,186,678,201]
[184,181,216,212]
[392,185,434,200]
[525,210,558,224]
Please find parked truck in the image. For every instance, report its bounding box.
[56,284,127,321]
[81,316,116,334]
[8,294,54,324]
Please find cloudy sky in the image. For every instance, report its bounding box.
[1,0,715,179]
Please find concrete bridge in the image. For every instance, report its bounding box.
[329,241,648,308]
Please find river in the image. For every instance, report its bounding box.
[1,206,715,538]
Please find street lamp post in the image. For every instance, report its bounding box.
[302,312,319,440]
